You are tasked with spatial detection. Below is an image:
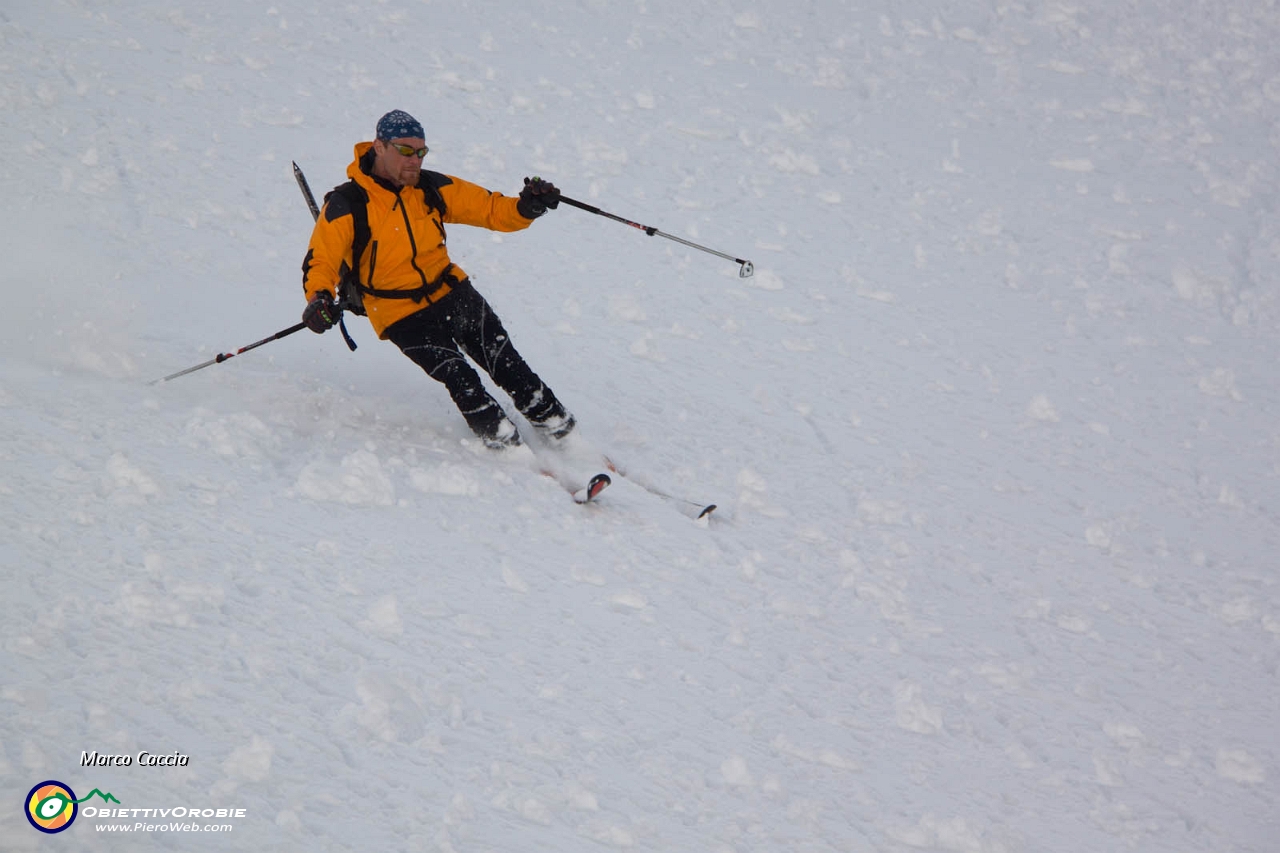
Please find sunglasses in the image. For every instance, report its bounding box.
[387,142,429,158]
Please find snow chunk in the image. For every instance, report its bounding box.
[607,294,648,323]
[1041,60,1085,74]
[1103,721,1145,749]
[351,676,426,743]
[1026,395,1060,423]
[1094,754,1122,787]
[721,755,753,787]
[517,798,552,825]
[628,331,665,362]
[69,345,136,378]
[1172,263,1209,301]
[1219,597,1257,625]
[105,452,160,501]
[579,822,635,847]
[857,498,907,526]
[1197,368,1243,401]
[502,564,529,593]
[610,592,648,611]
[576,139,629,170]
[1056,614,1091,634]
[409,463,479,497]
[296,450,395,506]
[894,681,943,734]
[568,786,598,811]
[890,814,995,851]
[856,288,896,303]
[1216,749,1266,784]
[768,148,820,174]
[222,735,273,782]
[1050,158,1094,172]
[813,58,847,89]
[363,596,403,639]
[737,468,784,517]
[771,734,857,769]
[1085,525,1111,549]
[746,268,785,290]
[118,582,193,628]
[185,411,277,458]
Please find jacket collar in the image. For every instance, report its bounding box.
[347,141,410,198]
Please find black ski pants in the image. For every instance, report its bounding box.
[383,280,564,438]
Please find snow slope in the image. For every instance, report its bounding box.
[2,1,1277,850]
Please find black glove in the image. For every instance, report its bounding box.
[302,291,339,334]
[517,176,560,219]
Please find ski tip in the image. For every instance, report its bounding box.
[697,504,717,520]
[573,473,612,504]
[586,473,611,501]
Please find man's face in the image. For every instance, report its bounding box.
[373,137,428,187]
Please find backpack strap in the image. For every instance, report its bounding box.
[417,169,450,218]
[323,181,371,263]
[322,182,371,318]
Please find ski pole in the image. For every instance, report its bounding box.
[150,164,350,385]
[149,323,308,384]
[557,194,754,278]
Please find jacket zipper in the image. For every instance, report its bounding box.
[395,193,431,291]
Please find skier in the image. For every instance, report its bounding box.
[301,109,574,450]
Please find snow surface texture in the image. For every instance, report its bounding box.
[2,1,1277,851]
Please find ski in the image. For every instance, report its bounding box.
[602,456,716,521]
[636,482,715,520]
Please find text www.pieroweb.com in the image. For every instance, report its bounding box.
[85,806,244,833]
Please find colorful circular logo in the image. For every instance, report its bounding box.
[25,781,77,834]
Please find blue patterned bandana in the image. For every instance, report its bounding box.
[376,110,424,141]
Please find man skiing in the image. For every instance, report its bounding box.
[301,109,574,450]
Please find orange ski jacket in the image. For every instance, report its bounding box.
[303,142,536,337]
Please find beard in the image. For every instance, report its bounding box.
[398,165,420,187]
